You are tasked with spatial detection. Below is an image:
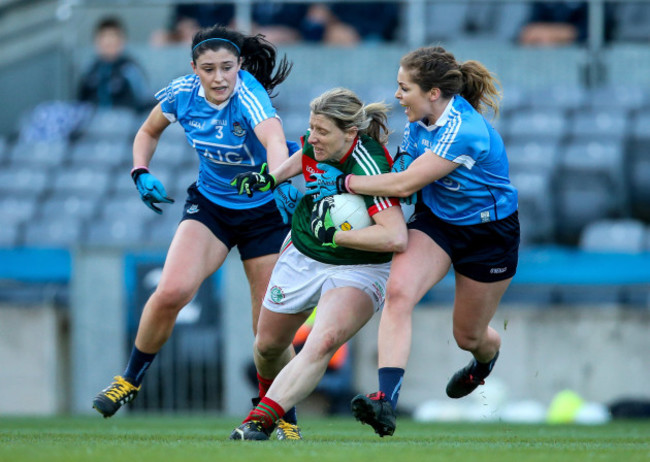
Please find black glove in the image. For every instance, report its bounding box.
[231,163,277,198]
[310,196,338,247]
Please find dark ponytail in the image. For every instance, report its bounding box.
[240,35,292,97]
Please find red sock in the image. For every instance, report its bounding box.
[244,396,285,429]
[257,373,273,399]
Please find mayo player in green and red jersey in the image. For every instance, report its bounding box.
[229,87,407,440]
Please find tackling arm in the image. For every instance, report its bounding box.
[348,150,459,198]
[254,117,290,172]
[333,205,408,253]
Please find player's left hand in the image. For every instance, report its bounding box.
[305,163,347,201]
[310,196,338,247]
[273,181,303,224]
[231,163,277,197]
[392,148,417,205]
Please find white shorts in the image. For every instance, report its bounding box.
[263,241,392,314]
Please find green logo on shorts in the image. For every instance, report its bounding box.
[270,285,285,304]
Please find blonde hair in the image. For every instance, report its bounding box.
[310,87,391,145]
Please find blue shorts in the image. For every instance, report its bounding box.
[408,205,520,282]
[181,184,290,260]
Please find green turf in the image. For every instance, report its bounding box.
[1,415,648,462]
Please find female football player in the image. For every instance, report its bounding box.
[92,24,298,432]
[306,46,520,436]
[229,87,408,440]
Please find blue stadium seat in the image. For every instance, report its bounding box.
[588,85,648,112]
[50,167,111,198]
[425,3,470,42]
[8,140,68,167]
[561,140,626,196]
[507,140,560,175]
[505,108,569,144]
[0,136,8,165]
[280,110,308,145]
[625,139,650,221]
[100,194,150,222]
[39,193,99,222]
[69,138,131,169]
[23,217,85,247]
[510,170,555,245]
[567,108,629,143]
[0,222,21,247]
[500,85,529,117]
[84,215,145,246]
[81,107,140,140]
[0,167,49,196]
[579,219,646,253]
[146,215,181,247]
[526,85,588,112]
[630,108,650,141]
[553,139,627,245]
[0,196,39,226]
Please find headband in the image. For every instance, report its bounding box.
[192,37,241,54]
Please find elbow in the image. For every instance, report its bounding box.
[387,229,409,253]
[394,183,417,199]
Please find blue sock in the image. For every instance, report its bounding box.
[378,367,404,410]
[123,346,156,386]
[282,406,298,425]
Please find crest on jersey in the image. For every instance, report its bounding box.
[232,122,246,137]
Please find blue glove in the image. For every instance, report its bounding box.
[305,163,347,201]
[273,181,303,224]
[230,163,276,197]
[310,196,338,247]
[392,149,417,205]
[131,168,174,214]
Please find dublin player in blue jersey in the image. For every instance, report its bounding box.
[92,25,299,435]
[306,46,520,436]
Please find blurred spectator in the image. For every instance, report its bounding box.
[151,3,310,46]
[78,17,153,111]
[611,2,650,42]
[150,4,234,46]
[304,2,400,45]
[249,3,310,44]
[518,2,615,46]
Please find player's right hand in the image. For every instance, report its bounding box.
[231,163,277,197]
[131,168,174,214]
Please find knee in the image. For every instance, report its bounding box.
[452,328,482,352]
[151,282,195,314]
[385,281,415,316]
[254,336,290,362]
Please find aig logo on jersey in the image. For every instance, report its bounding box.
[232,122,246,137]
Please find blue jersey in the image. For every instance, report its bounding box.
[401,95,518,225]
[156,70,279,209]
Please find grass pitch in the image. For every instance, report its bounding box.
[1,415,648,462]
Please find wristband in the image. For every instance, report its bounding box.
[344,174,356,194]
[131,166,150,184]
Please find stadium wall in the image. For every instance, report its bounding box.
[355,305,650,414]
